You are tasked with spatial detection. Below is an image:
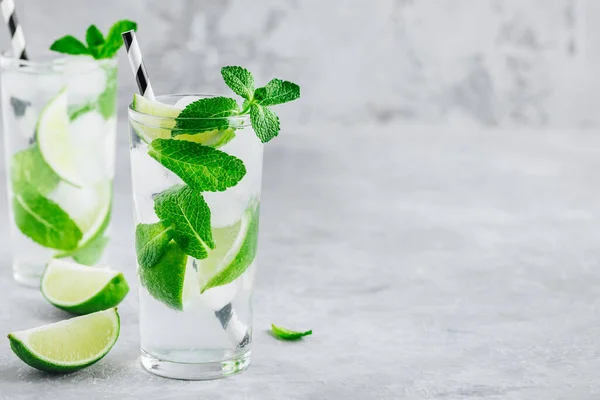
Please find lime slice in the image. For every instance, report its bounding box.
[51,180,112,265]
[131,94,235,147]
[8,308,120,373]
[76,180,112,245]
[36,89,84,187]
[41,259,129,315]
[198,200,259,293]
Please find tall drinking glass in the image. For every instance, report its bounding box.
[1,54,117,286]
[128,94,262,380]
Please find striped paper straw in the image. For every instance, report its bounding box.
[121,30,250,349]
[122,30,154,100]
[0,0,27,60]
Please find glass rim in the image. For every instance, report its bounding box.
[128,93,251,123]
[0,51,116,73]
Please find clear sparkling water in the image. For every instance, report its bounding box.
[1,55,117,285]
[129,101,263,369]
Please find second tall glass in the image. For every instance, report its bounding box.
[1,54,117,286]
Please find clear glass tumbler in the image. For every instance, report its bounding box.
[128,94,262,380]
[1,54,117,286]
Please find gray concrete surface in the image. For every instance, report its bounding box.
[1,122,600,399]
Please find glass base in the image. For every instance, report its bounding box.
[140,349,251,380]
[13,263,43,287]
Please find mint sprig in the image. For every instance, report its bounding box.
[175,66,300,143]
[50,20,137,60]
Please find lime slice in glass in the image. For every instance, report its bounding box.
[36,89,84,187]
[197,200,259,293]
[41,259,128,315]
[8,308,120,373]
[131,94,235,147]
[51,180,112,264]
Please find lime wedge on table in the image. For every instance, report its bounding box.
[131,94,235,147]
[198,201,260,293]
[41,259,129,315]
[36,89,84,187]
[7,308,120,373]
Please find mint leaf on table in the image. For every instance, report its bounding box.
[250,103,280,143]
[11,145,60,196]
[50,36,89,56]
[13,186,82,251]
[221,66,255,100]
[154,185,214,260]
[135,221,172,269]
[270,324,313,341]
[148,138,246,192]
[174,97,239,134]
[201,203,260,293]
[254,79,300,106]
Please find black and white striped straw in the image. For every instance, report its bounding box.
[122,30,154,100]
[0,0,27,60]
[122,30,250,349]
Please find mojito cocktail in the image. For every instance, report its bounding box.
[1,55,117,286]
[128,66,299,380]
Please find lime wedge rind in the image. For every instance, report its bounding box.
[131,94,236,147]
[8,308,120,373]
[41,260,129,315]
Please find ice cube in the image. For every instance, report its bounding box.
[69,111,115,184]
[65,56,107,105]
[130,146,181,223]
[173,95,199,109]
[48,181,100,229]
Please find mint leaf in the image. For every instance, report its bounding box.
[86,25,104,58]
[58,202,112,265]
[254,79,300,106]
[72,236,110,266]
[250,104,280,143]
[201,203,260,293]
[11,145,60,196]
[154,185,214,260]
[135,221,172,269]
[68,103,95,121]
[13,186,82,251]
[98,64,117,119]
[148,139,246,192]
[270,324,313,341]
[86,25,104,47]
[50,35,90,56]
[97,20,137,59]
[174,97,239,134]
[221,66,255,100]
[138,240,188,310]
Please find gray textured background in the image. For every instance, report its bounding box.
[1,1,600,399]
[5,0,600,129]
